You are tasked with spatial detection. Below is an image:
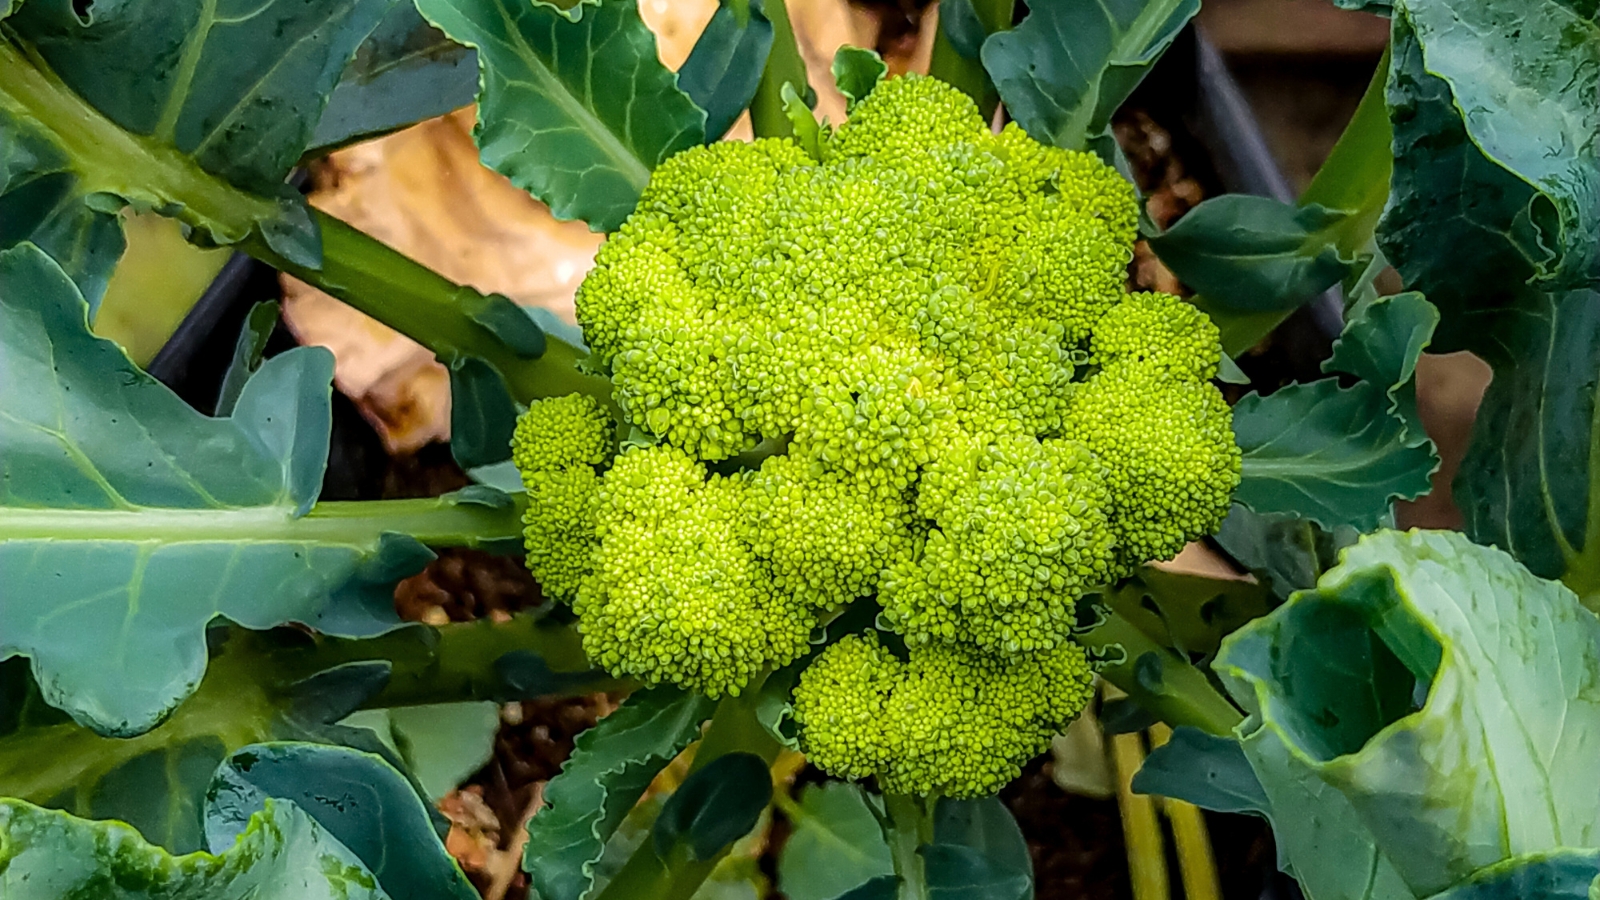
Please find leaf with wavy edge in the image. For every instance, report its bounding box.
[0,244,527,737]
[1380,2,1600,356]
[1233,293,1440,530]
[0,0,395,305]
[0,797,391,900]
[414,0,706,232]
[522,687,715,900]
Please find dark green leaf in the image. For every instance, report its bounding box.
[981,0,1199,151]
[1233,293,1441,531]
[679,0,774,141]
[1131,727,1268,817]
[0,0,396,299]
[1324,292,1436,445]
[0,796,390,899]
[921,797,1032,900]
[413,0,707,232]
[1456,289,1600,606]
[310,2,479,153]
[1430,851,1600,900]
[208,743,477,900]
[778,782,895,900]
[448,356,519,470]
[831,46,887,112]
[1148,196,1356,314]
[939,0,987,59]
[652,751,772,862]
[216,301,281,417]
[783,81,825,160]
[1233,380,1437,531]
[1216,529,1600,899]
[1213,504,1358,601]
[523,687,716,900]
[0,245,451,735]
[1097,697,1158,735]
[1379,3,1600,355]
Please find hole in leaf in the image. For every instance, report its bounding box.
[71,0,93,24]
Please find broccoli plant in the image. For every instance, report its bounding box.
[0,0,1596,897]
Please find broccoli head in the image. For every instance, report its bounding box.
[512,73,1241,794]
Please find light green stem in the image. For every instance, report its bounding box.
[244,210,618,413]
[927,0,1015,120]
[1078,611,1245,737]
[749,0,807,139]
[884,793,936,900]
[0,496,524,551]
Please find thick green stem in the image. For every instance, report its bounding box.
[1079,611,1244,737]
[749,0,807,139]
[244,210,618,413]
[0,496,522,549]
[591,684,782,900]
[884,793,936,900]
[0,616,611,806]
[927,0,1015,121]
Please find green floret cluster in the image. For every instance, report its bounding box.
[514,73,1241,794]
[513,394,610,600]
[790,633,1096,797]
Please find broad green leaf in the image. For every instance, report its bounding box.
[1148,196,1357,313]
[341,701,500,801]
[0,617,610,853]
[0,0,396,303]
[413,0,707,232]
[980,0,1199,151]
[831,46,886,112]
[778,782,895,900]
[0,244,529,736]
[679,0,774,141]
[652,752,772,863]
[1233,380,1436,531]
[0,797,391,900]
[207,743,477,900]
[1394,0,1599,293]
[1213,504,1358,601]
[309,1,479,153]
[1131,727,1269,818]
[1379,2,1600,355]
[921,797,1032,900]
[1233,293,1441,531]
[1216,530,1600,899]
[1455,289,1600,608]
[523,687,716,900]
